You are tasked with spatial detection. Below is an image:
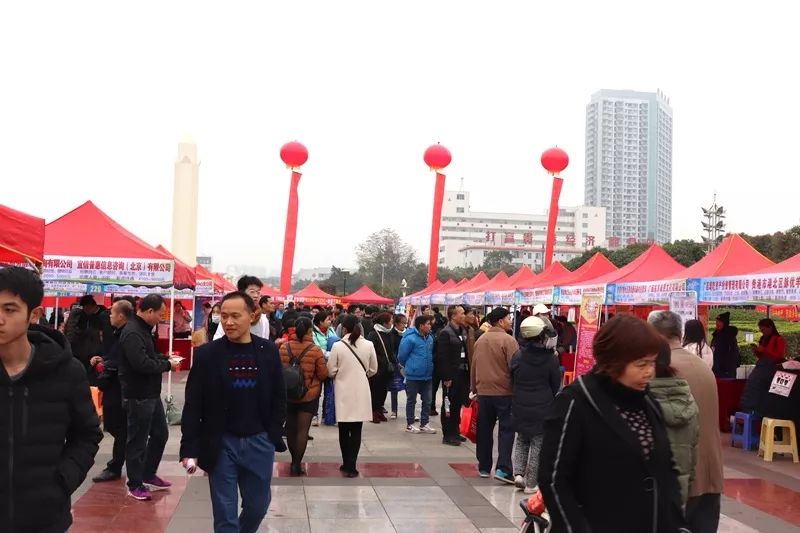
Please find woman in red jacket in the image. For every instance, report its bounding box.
[753,318,786,364]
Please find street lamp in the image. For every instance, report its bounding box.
[340,269,350,296]
[381,263,387,289]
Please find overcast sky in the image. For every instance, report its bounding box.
[2,1,797,275]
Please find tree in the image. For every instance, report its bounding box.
[662,240,706,267]
[742,226,800,263]
[355,229,418,289]
[482,250,513,271]
[609,243,650,267]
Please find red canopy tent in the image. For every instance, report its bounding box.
[155,245,196,290]
[755,251,800,274]
[483,266,539,305]
[676,234,774,279]
[416,279,458,305]
[0,205,45,267]
[444,272,490,304]
[213,274,236,293]
[291,282,342,305]
[552,253,617,287]
[508,265,538,289]
[579,245,684,285]
[260,284,282,298]
[517,262,570,290]
[343,285,394,305]
[430,277,471,304]
[464,271,510,305]
[195,264,224,295]
[404,279,443,303]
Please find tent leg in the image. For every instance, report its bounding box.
[54,296,60,329]
[168,287,175,400]
[766,305,771,319]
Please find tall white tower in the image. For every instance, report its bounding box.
[171,136,199,266]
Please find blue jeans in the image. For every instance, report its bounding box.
[209,433,275,533]
[124,398,169,490]
[405,379,432,427]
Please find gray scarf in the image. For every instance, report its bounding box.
[374,323,392,334]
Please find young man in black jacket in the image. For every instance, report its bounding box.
[119,293,179,501]
[180,291,287,533]
[0,267,103,533]
[436,305,471,446]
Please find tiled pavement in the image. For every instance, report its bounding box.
[70,378,800,532]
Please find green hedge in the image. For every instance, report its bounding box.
[708,307,800,365]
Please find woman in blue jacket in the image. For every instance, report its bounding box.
[398,315,437,434]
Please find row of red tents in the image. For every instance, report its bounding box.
[1,202,395,305]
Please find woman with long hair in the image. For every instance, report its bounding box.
[327,314,378,477]
[311,310,338,427]
[366,312,396,423]
[278,317,328,476]
[539,315,688,532]
[682,319,713,369]
[753,318,786,364]
[206,303,222,340]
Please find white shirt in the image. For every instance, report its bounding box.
[213,314,270,341]
[684,342,714,369]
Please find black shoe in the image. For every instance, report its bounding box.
[345,469,359,478]
[339,465,347,472]
[457,435,467,442]
[290,464,306,476]
[308,435,314,441]
[442,438,461,447]
[430,409,439,416]
[93,469,121,482]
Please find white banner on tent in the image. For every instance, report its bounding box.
[43,255,174,286]
[44,281,95,296]
[690,273,800,304]
[445,292,466,305]
[607,279,687,305]
[195,279,214,296]
[554,284,606,306]
[429,293,448,305]
[516,287,554,305]
[463,291,486,306]
[103,285,195,297]
[485,290,515,305]
[669,291,698,333]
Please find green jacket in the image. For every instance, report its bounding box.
[649,377,700,506]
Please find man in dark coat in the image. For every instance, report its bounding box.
[65,294,115,382]
[0,267,102,533]
[711,311,740,378]
[436,305,471,446]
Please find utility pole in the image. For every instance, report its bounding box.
[701,193,726,253]
[381,263,387,289]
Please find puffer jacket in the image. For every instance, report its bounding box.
[0,328,103,533]
[649,377,700,505]
[312,326,336,354]
[397,327,434,381]
[279,331,328,403]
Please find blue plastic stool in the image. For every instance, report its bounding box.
[731,411,762,451]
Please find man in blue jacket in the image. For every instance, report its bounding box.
[398,315,437,434]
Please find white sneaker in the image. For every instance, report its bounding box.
[419,424,437,434]
[390,412,397,420]
[524,485,539,494]
[406,425,421,434]
[514,475,525,489]
[312,416,320,427]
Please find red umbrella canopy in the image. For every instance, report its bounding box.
[552,253,616,286]
[155,245,196,290]
[343,285,394,305]
[677,234,773,278]
[582,244,684,285]
[0,204,45,266]
[293,282,341,304]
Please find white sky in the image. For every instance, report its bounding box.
[2,1,798,275]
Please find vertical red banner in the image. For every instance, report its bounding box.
[428,172,446,285]
[279,171,302,295]
[544,177,564,269]
[574,294,603,377]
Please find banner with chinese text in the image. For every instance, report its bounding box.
[43,256,174,286]
[575,294,603,377]
[554,284,606,306]
[606,279,687,305]
[669,291,698,333]
[515,287,554,305]
[690,272,800,304]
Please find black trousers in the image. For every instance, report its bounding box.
[431,371,442,411]
[101,380,127,474]
[686,493,721,533]
[369,372,390,412]
[338,422,363,472]
[441,369,470,441]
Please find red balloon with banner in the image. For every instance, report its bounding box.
[424,144,452,285]
[279,141,309,295]
[541,147,569,269]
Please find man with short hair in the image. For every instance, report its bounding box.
[471,307,519,483]
[648,311,723,533]
[65,293,115,380]
[259,296,281,340]
[398,315,437,434]
[181,291,287,532]
[92,298,135,482]
[436,305,471,446]
[119,293,180,500]
[0,267,102,532]
[214,275,270,340]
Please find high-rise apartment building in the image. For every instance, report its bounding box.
[584,89,673,246]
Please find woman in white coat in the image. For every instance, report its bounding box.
[327,314,378,477]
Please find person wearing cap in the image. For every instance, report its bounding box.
[510,316,561,493]
[710,311,740,378]
[470,307,519,483]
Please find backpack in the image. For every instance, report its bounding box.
[284,343,314,400]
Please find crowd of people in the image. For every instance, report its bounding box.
[2,267,800,532]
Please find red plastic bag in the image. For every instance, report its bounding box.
[460,399,479,443]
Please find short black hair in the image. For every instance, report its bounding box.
[393,313,407,325]
[237,275,263,292]
[414,315,433,329]
[365,305,379,315]
[139,294,166,313]
[432,306,441,314]
[487,307,510,325]
[287,302,296,310]
[79,295,97,307]
[259,295,271,306]
[447,305,464,320]
[0,266,43,314]
[313,310,331,325]
[221,291,256,312]
[335,303,344,312]
[347,304,361,313]
[374,311,393,327]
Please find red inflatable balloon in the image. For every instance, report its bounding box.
[541,147,569,175]
[423,144,452,171]
[280,141,309,168]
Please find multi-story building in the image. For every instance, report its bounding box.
[293,267,337,284]
[584,89,673,246]
[439,189,606,271]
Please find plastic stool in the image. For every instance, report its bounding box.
[731,411,761,451]
[562,371,575,386]
[758,418,799,463]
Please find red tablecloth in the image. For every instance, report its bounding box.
[716,378,747,432]
[156,338,192,371]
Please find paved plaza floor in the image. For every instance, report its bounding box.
[70,377,800,532]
